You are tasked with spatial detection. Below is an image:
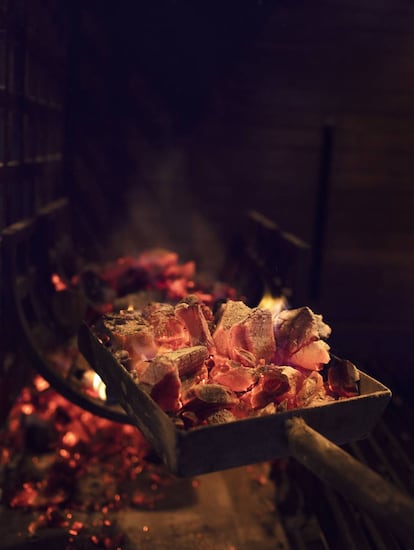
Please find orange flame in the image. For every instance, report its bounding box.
[258,291,288,319]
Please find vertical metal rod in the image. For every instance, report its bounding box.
[309,122,335,302]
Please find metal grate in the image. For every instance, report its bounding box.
[0,0,68,421]
[0,0,66,231]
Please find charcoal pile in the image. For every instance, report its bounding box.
[86,249,359,429]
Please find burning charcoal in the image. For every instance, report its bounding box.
[295,370,324,407]
[178,294,214,322]
[210,360,257,392]
[181,365,209,398]
[150,346,209,379]
[273,366,305,407]
[289,339,331,371]
[175,301,215,351]
[137,346,208,412]
[229,347,257,367]
[166,277,190,300]
[184,383,239,415]
[79,248,365,430]
[142,302,188,349]
[212,300,252,356]
[101,311,158,359]
[138,359,182,412]
[228,307,276,362]
[244,366,290,410]
[206,409,236,425]
[135,248,179,277]
[274,306,331,369]
[164,260,196,281]
[256,402,277,416]
[170,345,210,378]
[327,356,360,397]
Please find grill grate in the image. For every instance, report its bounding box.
[0,0,68,421]
[0,0,67,230]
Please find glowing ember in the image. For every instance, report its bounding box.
[21,404,34,415]
[94,285,336,427]
[33,375,50,392]
[0,376,178,541]
[51,273,68,292]
[62,431,78,447]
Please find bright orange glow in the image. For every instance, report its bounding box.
[258,292,288,319]
[51,273,67,292]
[59,449,70,459]
[21,404,34,415]
[33,376,50,392]
[127,304,134,312]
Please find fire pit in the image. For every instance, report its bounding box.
[2,2,414,548]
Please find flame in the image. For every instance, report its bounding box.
[127,304,134,312]
[51,273,68,292]
[92,373,107,401]
[258,291,288,319]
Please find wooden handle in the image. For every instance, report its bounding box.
[286,417,414,546]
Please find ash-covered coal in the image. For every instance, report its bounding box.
[85,249,355,429]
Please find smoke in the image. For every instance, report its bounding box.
[106,144,225,277]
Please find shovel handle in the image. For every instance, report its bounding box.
[286,417,414,546]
